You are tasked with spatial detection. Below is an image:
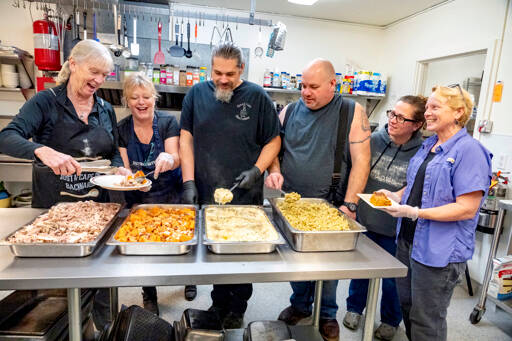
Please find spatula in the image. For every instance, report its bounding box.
[153,20,165,65]
[169,23,184,57]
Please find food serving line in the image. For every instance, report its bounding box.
[0,204,407,341]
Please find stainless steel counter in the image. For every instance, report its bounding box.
[0,208,407,341]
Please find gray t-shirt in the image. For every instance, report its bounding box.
[281,96,344,198]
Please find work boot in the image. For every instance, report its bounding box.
[277,305,311,325]
[142,293,159,316]
[184,285,197,301]
[374,322,397,340]
[320,319,340,341]
[222,311,244,329]
[342,311,361,330]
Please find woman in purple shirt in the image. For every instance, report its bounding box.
[379,85,492,341]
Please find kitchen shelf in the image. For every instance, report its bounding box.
[0,87,21,92]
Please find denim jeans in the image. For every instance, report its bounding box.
[346,231,402,327]
[396,237,465,341]
[290,280,338,319]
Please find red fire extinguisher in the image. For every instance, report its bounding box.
[33,19,61,71]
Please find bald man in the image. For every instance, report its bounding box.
[266,59,371,341]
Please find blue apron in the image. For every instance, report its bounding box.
[124,114,182,206]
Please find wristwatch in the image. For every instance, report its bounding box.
[343,201,358,213]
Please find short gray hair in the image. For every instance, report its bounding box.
[211,43,244,68]
[56,40,114,85]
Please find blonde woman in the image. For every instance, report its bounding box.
[379,85,492,341]
[117,73,184,314]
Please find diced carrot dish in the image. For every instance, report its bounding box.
[115,207,195,242]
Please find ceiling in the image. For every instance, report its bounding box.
[156,0,451,27]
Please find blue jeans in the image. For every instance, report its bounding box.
[396,237,465,341]
[346,231,402,327]
[290,280,338,319]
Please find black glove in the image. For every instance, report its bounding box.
[182,180,198,204]
[235,166,262,189]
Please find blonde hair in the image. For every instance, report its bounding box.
[431,85,474,126]
[56,40,114,85]
[122,72,159,107]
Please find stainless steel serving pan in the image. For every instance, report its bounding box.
[202,205,286,254]
[269,198,366,252]
[107,204,199,255]
[0,203,122,258]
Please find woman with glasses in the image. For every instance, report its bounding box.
[343,95,426,341]
[379,85,492,341]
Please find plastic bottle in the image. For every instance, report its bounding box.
[296,74,302,90]
[173,65,180,86]
[263,68,272,87]
[192,67,200,85]
[152,67,160,85]
[272,70,281,87]
[371,72,381,96]
[379,74,387,96]
[335,73,342,93]
[199,67,207,82]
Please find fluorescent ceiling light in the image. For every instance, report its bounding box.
[288,0,319,5]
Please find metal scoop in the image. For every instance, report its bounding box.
[134,170,154,184]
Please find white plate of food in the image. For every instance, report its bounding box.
[90,174,152,191]
[357,192,399,209]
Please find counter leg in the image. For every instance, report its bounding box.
[362,278,380,341]
[312,280,323,328]
[67,288,82,341]
[110,287,119,321]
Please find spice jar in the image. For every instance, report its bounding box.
[179,69,187,86]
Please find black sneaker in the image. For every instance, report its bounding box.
[184,285,197,301]
[222,312,244,329]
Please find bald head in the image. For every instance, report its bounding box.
[303,58,336,82]
[301,58,336,110]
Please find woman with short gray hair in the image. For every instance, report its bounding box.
[0,39,122,331]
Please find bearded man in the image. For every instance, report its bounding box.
[179,43,281,328]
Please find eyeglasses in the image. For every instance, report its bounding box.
[448,83,465,100]
[386,110,418,124]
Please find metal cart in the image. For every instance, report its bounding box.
[470,199,512,324]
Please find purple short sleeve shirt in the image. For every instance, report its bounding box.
[396,128,493,267]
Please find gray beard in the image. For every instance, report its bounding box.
[215,88,233,103]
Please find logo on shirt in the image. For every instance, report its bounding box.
[236,102,251,121]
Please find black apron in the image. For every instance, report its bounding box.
[124,114,182,206]
[32,95,116,208]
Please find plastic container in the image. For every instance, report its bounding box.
[379,74,387,96]
[145,62,153,79]
[357,71,371,95]
[272,71,281,88]
[371,72,381,95]
[179,69,187,86]
[192,67,200,85]
[296,74,302,90]
[165,65,173,85]
[186,66,193,86]
[335,73,342,93]
[152,68,160,85]
[199,67,207,82]
[263,69,272,87]
[159,66,167,85]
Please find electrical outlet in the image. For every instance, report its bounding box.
[478,119,493,134]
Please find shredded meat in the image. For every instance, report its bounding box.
[7,201,121,244]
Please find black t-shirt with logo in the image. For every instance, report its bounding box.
[180,80,279,205]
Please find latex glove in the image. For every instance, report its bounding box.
[381,204,419,220]
[139,185,152,192]
[34,146,81,176]
[376,189,401,203]
[265,172,284,190]
[154,152,174,179]
[116,167,132,176]
[236,166,262,190]
[182,180,198,204]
